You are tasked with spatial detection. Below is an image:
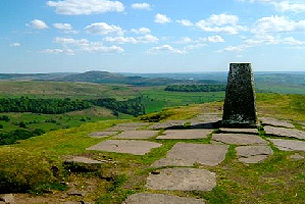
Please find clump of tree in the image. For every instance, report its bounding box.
[88,97,145,116]
[0,129,45,146]
[0,115,10,122]
[165,84,226,92]
[0,97,91,114]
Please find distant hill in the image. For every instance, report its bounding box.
[56,71,184,86]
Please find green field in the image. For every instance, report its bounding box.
[0,81,139,100]
[141,87,225,113]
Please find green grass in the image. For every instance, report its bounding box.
[0,81,139,100]
[141,87,224,113]
[1,92,305,203]
[256,82,305,94]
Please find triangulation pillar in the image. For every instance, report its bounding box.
[222,63,257,127]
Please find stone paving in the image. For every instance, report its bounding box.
[113,130,158,140]
[269,139,305,151]
[149,120,188,130]
[156,129,212,140]
[83,118,305,203]
[122,193,206,204]
[212,133,267,145]
[146,168,216,191]
[86,140,162,155]
[152,143,228,167]
[219,128,258,134]
[106,122,148,131]
[236,146,273,164]
[260,117,294,128]
[264,126,305,140]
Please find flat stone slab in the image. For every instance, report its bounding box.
[146,168,216,191]
[113,130,158,140]
[86,140,162,155]
[152,143,228,167]
[269,139,305,151]
[106,122,148,131]
[64,156,103,164]
[193,113,222,123]
[156,129,212,140]
[260,117,294,128]
[264,126,305,140]
[290,153,304,161]
[219,128,258,134]
[236,146,273,164]
[212,134,267,145]
[89,131,118,138]
[150,120,188,130]
[122,193,206,204]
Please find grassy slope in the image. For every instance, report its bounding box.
[1,93,305,203]
[0,81,139,100]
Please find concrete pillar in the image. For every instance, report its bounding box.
[222,63,257,127]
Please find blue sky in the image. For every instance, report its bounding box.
[1,0,305,73]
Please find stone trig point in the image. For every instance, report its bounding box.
[222,62,257,127]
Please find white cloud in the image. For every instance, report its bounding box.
[104,34,158,44]
[26,19,48,30]
[252,15,305,33]
[176,19,193,27]
[196,14,246,34]
[54,37,89,45]
[131,3,150,10]
[10,43,21,47]
[148,44,186,54]
[184,43,206,50]
[175,37,193,44]
[43,48,64,54]
[242,0,305,13]
[85,22,124,35]
[51,37,124,54]
[154,13,172,24]
[131,27,151,34]
[199,35,225,43]
[219,34,305,52]
[47,0,124,15]
[53,23,78,33]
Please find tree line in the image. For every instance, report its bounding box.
[0,97,91,114]
[165,84,226,92]
[0,97,145,116]
[88,97,145,116]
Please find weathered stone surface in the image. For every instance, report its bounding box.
[156,129,212,140]
[89,131,118,138]
[290,153,304,161]
[219,128,258,134]
[86,140,162,155]
[260,117,294,128]
[264,126,305,140]
[239,155,269,164]
[236,146,273,164]
[122,193,206,204]
[146,168,216,191]
[222,63,257,127]
[269,139,305,151]
[191,114,222,126]
[212,134,267,145]
[150,120,188,130]
[113,130,158,140]
[0,194,14,203]
[152,143,228,167]
[64,156,103,164]
[106,122,148,131]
